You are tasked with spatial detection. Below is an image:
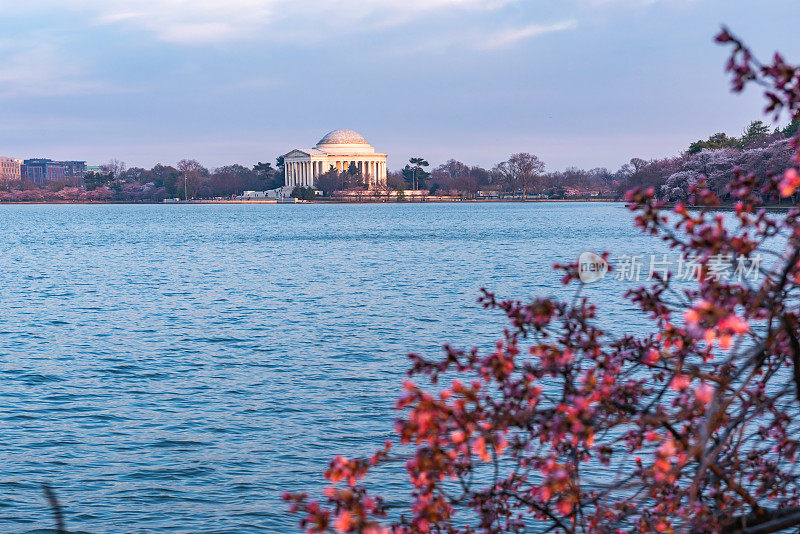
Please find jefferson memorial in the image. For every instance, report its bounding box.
[283,129,388,189]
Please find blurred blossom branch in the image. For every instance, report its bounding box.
[284,30,800,533]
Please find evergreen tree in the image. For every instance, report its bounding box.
[740,120,771,146]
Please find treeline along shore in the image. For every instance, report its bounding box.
[1,118,797,204]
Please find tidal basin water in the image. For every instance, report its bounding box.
[0,202,673,533]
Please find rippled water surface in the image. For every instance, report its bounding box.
[0,202,670,533]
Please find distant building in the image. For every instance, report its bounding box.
[283,129,388,189]
[0,157,22,182]
[22,159,67,185]
[59,161,87,186]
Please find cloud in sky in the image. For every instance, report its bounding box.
[88,0,274,44]
[67,0,520,44]
[477,20,579,49]
[384,18,578,56]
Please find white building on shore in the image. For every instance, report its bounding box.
[0,157,22,183]
[283,129,387,189]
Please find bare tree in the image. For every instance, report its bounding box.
[431,159,475,197]
[494,153,545,198]
[100,159,127,180]
[177,159,208,200]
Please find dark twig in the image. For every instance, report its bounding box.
[782,315,800,402]
[42,484,66,534]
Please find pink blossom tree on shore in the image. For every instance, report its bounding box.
[286,31,800,533]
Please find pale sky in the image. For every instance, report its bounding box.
[1,0,799,172]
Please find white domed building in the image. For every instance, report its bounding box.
[283,129,388,189]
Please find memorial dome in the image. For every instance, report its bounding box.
[316,129,369,146]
